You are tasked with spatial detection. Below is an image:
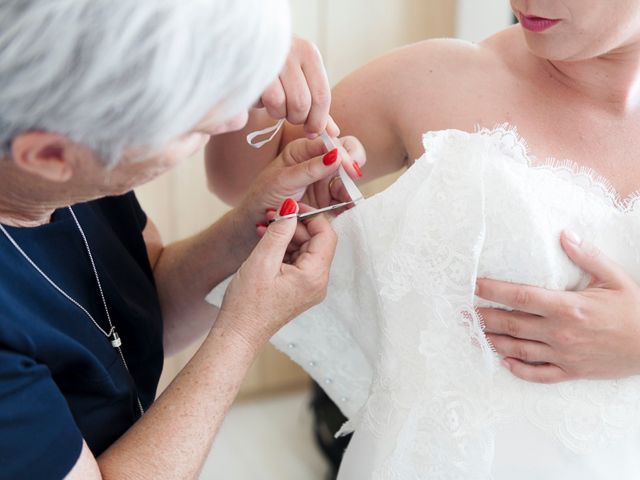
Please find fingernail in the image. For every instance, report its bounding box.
[565,229,583,246]
[279,198,298,216]
[501,359,512,371]
[307,133,319,140]
[352,161,363,178]
[265,208,277,214]
[256,223,268,229]
[323,148,339,166]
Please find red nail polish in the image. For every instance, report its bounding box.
[352,161,363,177]
[279,198,298,216]
[323,148,339,166]
[256,223,268,229]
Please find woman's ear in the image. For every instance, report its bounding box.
[10,132,75,182]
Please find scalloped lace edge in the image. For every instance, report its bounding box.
[475,123,640,212]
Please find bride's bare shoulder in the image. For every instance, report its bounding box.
[331,28,523,163]
[392,29,516,84]
[335,28,519,105]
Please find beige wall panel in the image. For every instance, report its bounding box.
[324,0,456,82]
[290,0,321,43]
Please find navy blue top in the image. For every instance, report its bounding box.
[0,192,164,479]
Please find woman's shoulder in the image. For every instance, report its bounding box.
[397,36,500,68]
[390,27,520,87]
[337,27,522,119]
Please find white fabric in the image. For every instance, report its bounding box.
[320,132,364,203]
[207,126,640,479]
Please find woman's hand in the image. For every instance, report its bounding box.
[477,231,640,384]
[217,198,337,348]
[257,37,339,139]
[239,136,366,227]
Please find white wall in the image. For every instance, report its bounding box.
[292,0,455,84]
[455,0,514,42]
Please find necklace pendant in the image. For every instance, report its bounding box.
[110,330,122,348]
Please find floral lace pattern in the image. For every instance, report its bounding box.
[206,126,640,479]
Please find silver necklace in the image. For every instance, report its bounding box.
[0,206,144,417]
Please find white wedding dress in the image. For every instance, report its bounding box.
[207,126,640,479]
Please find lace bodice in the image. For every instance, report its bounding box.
[207,126,640,479]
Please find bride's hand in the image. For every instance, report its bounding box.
[476,230,640,384]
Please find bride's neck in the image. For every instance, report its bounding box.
[545,41,640,113]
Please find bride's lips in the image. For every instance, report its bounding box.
[519,13,561,33]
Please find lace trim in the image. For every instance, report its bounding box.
[475,123,640,212]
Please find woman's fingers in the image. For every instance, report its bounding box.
[561,230,630,289]
[281,64,312,126]
[299,43,332,137]
[476,278,568,317]
[259,204,316,251]
[294,213,337,272]
[479,308,550,343]
[280,142,343,192]
[339,136,367,171]
[486,334,554,365]
[328,176,349,204]
[246,199,299,274]
[260,38,333,138]
[261,78,287,120]
[326,115,340,138]
[289,204,314,245]
[334,136,365,182]
[502,358,570,384]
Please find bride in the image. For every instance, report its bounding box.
[207,1,640,478]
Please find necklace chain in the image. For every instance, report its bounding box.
[0,207,144,417]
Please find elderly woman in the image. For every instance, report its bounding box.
[0,1,366,479]
[209,0,640,477]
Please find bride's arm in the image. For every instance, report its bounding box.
[292,53,408,184]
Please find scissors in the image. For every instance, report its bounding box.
[269,131,364,224]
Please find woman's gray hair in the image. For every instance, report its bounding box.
[0,0,291,165]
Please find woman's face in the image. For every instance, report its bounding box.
[510,0,640,61]
[96,109,250,195]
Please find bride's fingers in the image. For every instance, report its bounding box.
[486,334,554,365]
[479,308,549,344]
[503,358,571,384]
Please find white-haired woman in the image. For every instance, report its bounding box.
[0,1,364,479]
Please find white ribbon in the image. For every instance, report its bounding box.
[319,132,364,203]
[246,119,285,149]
